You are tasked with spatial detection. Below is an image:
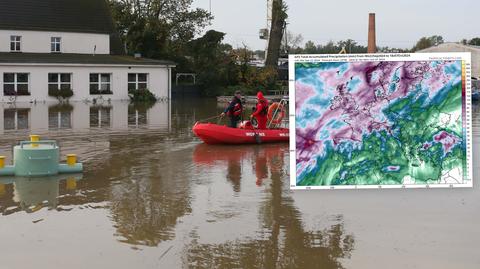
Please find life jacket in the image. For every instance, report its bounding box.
[226,99,243,117]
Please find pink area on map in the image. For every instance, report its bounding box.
[296,61,457,171]
[433,131,461,155]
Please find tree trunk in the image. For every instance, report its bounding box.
[265,0,285,67]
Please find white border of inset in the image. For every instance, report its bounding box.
[289,52,473,190]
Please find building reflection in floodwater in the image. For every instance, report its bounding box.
[0,98,357,268]
[0,101,171,133]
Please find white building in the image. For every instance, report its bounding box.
[418,42,480,79]
[0,0,175,103]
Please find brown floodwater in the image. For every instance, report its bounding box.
[0,98,478,269]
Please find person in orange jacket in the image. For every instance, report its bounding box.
[251,91,269,129]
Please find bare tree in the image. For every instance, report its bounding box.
[282,31,303,52]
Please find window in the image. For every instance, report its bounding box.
[10,36,21,51]
[89,106,111,128]
[128,73,148,91]
[4,108,30,130]
[51,37,61,52]
[90,73,112,94]
[48,73,71,91]
[3,73,29,96]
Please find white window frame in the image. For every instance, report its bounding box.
[128,73,149,90]
[3,73,29,96]
[51,37,61,53]
[3,108,30,130]
[90,106,112,128]
[10,36,21,52]
[48,73,72,90]
[49,110,72,129]
[89,73,112,94]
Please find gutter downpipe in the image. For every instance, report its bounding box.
[168,66,172,133]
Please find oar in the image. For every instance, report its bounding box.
[197,115,222,123]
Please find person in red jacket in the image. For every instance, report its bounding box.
[251,91,269,129]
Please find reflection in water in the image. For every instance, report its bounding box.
[90,106,112,128]
[0,100,171,134]
[0,175,82,214]
[4,108,29,130]
[49,103,73,129]
[128,104,148,127]
[0,99,356,268]
[191,144,354,269]
[106,133,193,246]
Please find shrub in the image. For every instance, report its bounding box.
[59,88,73,98]
[90,89,113,95]
[128,88,157,102]
[49,88,74,101]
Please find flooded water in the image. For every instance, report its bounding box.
[0,99,478,269]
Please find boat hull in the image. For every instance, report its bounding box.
[192,123,289,145]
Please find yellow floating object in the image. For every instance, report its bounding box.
[66,154,77,166]
[0,156,5,168]
[0,183,5,197]
[30,135,40,148]
[66,178,77,190]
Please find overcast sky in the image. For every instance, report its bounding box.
[191,0,478,50]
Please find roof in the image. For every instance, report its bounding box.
[0,0,115,34]
[0,52,176,66]
[418,42,480,53]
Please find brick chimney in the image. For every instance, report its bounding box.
[367,13,376,53]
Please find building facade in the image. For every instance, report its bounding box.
[0,0,175,103]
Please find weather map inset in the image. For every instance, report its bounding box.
[289,53,473,189]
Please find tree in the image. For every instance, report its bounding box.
[282,31,303,53]
[468,37,480,46]
[411,35,444,52]
[378,46,408,53]
[265,0,288,67]
[108,0,212,59]
[187,30,239,96]
[303,40,317,54]
[412,37,432,51]
[337,39,367,54]
[428,35,444,46]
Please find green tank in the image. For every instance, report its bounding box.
[14,141,60,177]
[0,137,83,177]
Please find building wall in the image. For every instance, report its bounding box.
[0,64,171,102]
[0,30,110,54]
[418,43,480,79]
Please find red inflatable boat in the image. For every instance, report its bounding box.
[192,122,289,145]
